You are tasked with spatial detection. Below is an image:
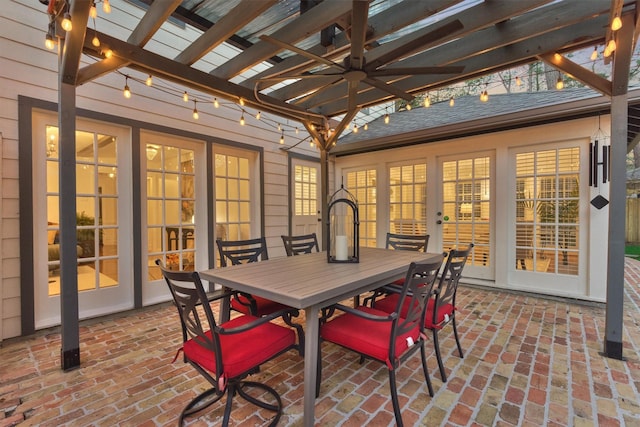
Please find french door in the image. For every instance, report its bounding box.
[291,158,322,241]
[142,131,205,305]
[437,153,494,280]
[33,112,133,328]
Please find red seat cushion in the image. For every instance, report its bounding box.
[320,306,420,366]
[182,315,295,379]
[231,294,291,316]
[375,294,452,329]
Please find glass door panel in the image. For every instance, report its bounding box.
[439,154,493,279]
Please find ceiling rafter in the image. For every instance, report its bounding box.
[272,0,550,106]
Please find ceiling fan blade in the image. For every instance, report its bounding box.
[363,76,413,101]
[366,19,464,71]
[292,76,345,105]
[260,34,345,70]
[369,65,465,76]
[349,0,369,70]
[259,71,344,83]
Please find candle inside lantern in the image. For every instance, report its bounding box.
[335,235,348,261]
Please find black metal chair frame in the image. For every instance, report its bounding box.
[155,259,302,426]
[281,233,320,256]
[318,258,443,427]
[429,243,473,382]
[216,237,269,315]
[385,232,430,252]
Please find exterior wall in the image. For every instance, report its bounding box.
[0,0,317,340]
[333,116,611,302]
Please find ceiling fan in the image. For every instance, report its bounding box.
[258,0,465,113]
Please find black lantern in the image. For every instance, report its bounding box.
[327,183,359,263]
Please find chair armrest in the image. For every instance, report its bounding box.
[330,303,397,322]
[205,288,235,302]
[216,307,300,335]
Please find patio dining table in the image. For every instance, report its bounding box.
[199,246,442,426]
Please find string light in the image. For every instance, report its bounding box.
[515,76,522,87]
[364,123,368,131]
[45,33,55,50]
[90,2,98,19]
[449,97,455,107]
[239,97,245,106]
[591,46,598,61]
[183,91,189,102]
[295,127,299,134]
[92,33,100,47]
[192,100,199,120]
[61,12,72,32]
[353,122,359,133]
[406,104,412,111]
[611,16,622,31]
[103,48,113,58]
[123,76,131,98]
[255,111,261,120]
[556,75,564,90]
[607,38,617,53]
[239,113,245,126]
[103,0,112,13]
[277,123,282,131]
[384,113,390,124]
[280,131,284,144]
[424,96,431,107]
[146,75,153,86]
[213,97,219,108]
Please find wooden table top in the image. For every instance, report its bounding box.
[200,247,442,309]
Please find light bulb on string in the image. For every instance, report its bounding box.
[45,33,55,50]
[103,0,112,13]
[353,123,358,133]
[424,96,430,107]
[406,104,412,111]
[295,127,299,134]
[240,113,245,126]
[103,48,113,58]
[239,97,245,106]
[277,123,282,131]
[591,46,598,61]
[280,131,284,144]
[123,76,131,99]
[612,16,622,31]
[604,44,612,58]
[364,123,368,131]
[90,3,97,19]
[192,100,199,120]
[213,98,219,108]
[607,38,617,53]
[146,75,152,86]
[310,140,315,148]
[556,75,564,90]
[449,97,455,107]
[255,111,261,120]
[515,76,522,87]
[183,91,189,102]
[92,34,100,47]
[61,12,72,32]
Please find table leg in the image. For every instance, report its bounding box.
[303,305,320,427]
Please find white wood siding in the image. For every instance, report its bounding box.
[0,0,317,340]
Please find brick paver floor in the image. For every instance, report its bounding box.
[1,258,640,426]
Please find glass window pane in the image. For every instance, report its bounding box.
[147,200,162,225]
[165,173,180,199]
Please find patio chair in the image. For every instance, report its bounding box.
[318,256,444,427]
[216,237,292,317]
[361,232,430,307]
[155,259,302,426]
[372,243,473,382]
[281,233,319,256]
